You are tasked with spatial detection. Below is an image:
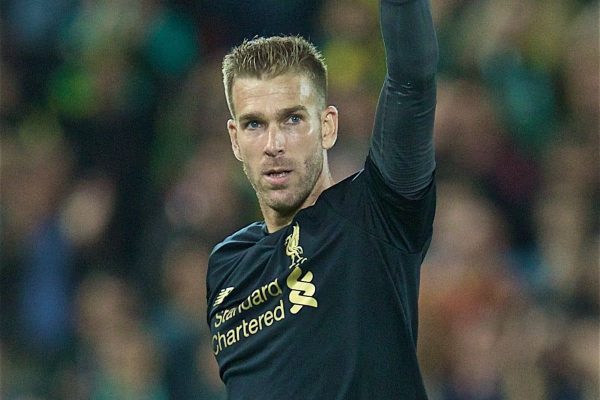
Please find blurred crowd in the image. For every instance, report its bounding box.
[1,0,598,399]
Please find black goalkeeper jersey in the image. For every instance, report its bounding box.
[207,157,435,399]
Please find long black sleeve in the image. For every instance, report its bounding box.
[369,0,438,199]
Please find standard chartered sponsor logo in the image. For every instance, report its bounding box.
[286,266,318,314]
[212,299,285,355]
[212,276,285,355]
[213,278,282,328]
[211,223,319,356]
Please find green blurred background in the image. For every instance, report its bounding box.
[1,0,598,399]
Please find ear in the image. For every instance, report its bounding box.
[227,119,243,161]
[321,106,338,150]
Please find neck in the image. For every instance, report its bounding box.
[262,165,335,233]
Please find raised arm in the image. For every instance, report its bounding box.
[369,0,438,199]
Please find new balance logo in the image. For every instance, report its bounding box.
[213,287,234,307]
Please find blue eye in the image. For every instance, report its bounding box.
[247,121,261,130]
[288,115,301,124]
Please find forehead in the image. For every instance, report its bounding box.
[231,73,318,116]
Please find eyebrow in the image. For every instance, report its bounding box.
[276,105,308,119]
[238,112,265,125]
[238,105,308,124]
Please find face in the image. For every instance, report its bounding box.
[228,73,338,217]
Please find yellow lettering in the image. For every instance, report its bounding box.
[251,289,264,305]
[248,318,258,335]
[214,311,223,328]
[274,299,285,321]
[268,279,282,296]
[260,285,268,300]
[217,331,227,353]
[212,299,287,357]
[263,310,273,326]
[257,313,265,330]
[242,319,250,337]
[239,296,252,311]
[226,329,237,346]
[212,334,220,355]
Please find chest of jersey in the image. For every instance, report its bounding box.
[207,213,424,399]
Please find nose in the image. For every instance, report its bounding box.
[264,126,285,157]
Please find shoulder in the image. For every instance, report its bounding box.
[207,221,266,285]
[317,168,366,210]
[318,155,423,211]
[317,156,436,253]
[207,221,270,298]
[210,221,265,263]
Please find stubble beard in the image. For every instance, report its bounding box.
[243,150,324,217]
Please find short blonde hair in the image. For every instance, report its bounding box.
[222,36,328,117]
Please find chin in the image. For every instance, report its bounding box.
[265,192,306,215]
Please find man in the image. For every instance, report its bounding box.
[207,0,438,398]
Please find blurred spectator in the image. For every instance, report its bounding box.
[1,113,74,358]
[150,238,225,399]
[66,272,168,399]
[196,0,322,52]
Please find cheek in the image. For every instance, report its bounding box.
[294,124,321,149]
[239,144,263,175]
[238,140,259,160]
[299,135,324,167]
[305,129,323,154]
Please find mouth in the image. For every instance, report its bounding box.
[263,169,292,186]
